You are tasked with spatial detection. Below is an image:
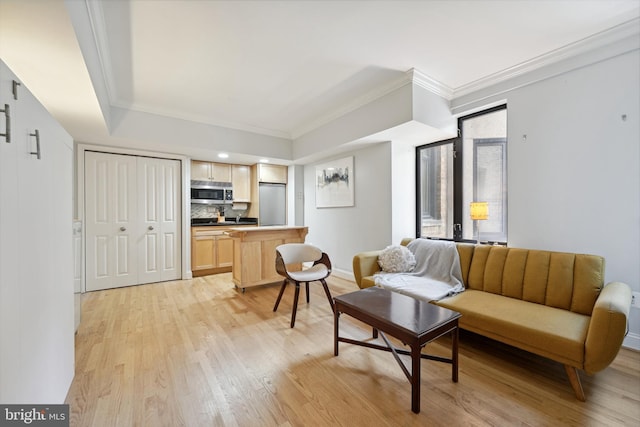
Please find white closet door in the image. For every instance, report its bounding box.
[137,157,181,284]
[0,67,22,402]
[85,151,138,291]
[1,59,74,403]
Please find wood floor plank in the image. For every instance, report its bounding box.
[65,273,640,426]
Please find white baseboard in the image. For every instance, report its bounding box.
[623,332,640,351]
[331,268,356,283]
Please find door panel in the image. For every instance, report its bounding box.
[164,233,176,270]
[116,234,130,275]
[145,234,158,272]
[137,157,181,284]
[116,162,133,222]
[159,159,181,280]
[138,159,161,282]
[95,236,108,277]
[85,151,137,291]
[164,165,177,221]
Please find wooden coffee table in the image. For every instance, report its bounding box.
[333,287,461,414]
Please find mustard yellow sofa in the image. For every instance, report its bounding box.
[352,238,632,401]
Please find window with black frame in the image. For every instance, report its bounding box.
[416,105,507,243]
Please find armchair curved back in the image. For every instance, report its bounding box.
[275,243,332,280]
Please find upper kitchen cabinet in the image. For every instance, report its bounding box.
[232,165,251,202]
[258,163,287,184]
[192,160,231,182]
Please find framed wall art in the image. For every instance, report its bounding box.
[315,156,354,208]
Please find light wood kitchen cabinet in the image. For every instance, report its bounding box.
[191,160,210,181]
[217,234,234,267]
[191,225,250,276]
[258,163,287,184]
[232,165,251,202]
[191,160,231,182]
[192,228,217,271]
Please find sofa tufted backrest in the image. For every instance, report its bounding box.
[456,244,604,315]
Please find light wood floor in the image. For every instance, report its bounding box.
[65,273,640,426]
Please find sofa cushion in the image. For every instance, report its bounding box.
[436,290,590,366]
[463,245,604,316]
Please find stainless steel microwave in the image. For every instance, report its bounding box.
[190,181,233,204]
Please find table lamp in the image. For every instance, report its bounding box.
[470,202,488,244]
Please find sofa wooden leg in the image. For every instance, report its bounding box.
[564,365,586,401]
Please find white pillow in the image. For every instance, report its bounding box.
[378,245,416,273]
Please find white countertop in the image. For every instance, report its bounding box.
[226,225,307,232]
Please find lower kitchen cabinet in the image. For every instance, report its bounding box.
[191,225,249,276]
[192,229,218,271]
[217,234,234,267]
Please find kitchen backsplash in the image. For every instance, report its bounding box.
[191,204,248,219]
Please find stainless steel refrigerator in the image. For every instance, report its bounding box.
[259,183,286,226]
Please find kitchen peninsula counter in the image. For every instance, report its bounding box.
[226,226,308,291]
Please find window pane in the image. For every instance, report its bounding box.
[418,143,453,239]
[461,109,507,242]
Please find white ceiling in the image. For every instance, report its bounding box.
[1,0,639,163]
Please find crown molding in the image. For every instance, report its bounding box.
[291,68,454,139]
[453,17,640,98]
[111,101,292,140]
[290,71,415,139]
[84,0,117,107]
[409,68,454,100]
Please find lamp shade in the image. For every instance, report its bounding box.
[470,202,489,220]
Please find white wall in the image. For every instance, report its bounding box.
[300,45,640,349]
[505,49,640,348]
[110,107,292,161]
[294,85,413,162]
[391,140,417,244]
[303,143,392,278]
[288,165,305,226]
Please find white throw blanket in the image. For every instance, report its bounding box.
[374,239,464,302]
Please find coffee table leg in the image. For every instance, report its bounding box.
[452,326,459,383]
[411,344,421,414]
[334,309,340,356]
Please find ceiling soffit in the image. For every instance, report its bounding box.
[70,1,639,162]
